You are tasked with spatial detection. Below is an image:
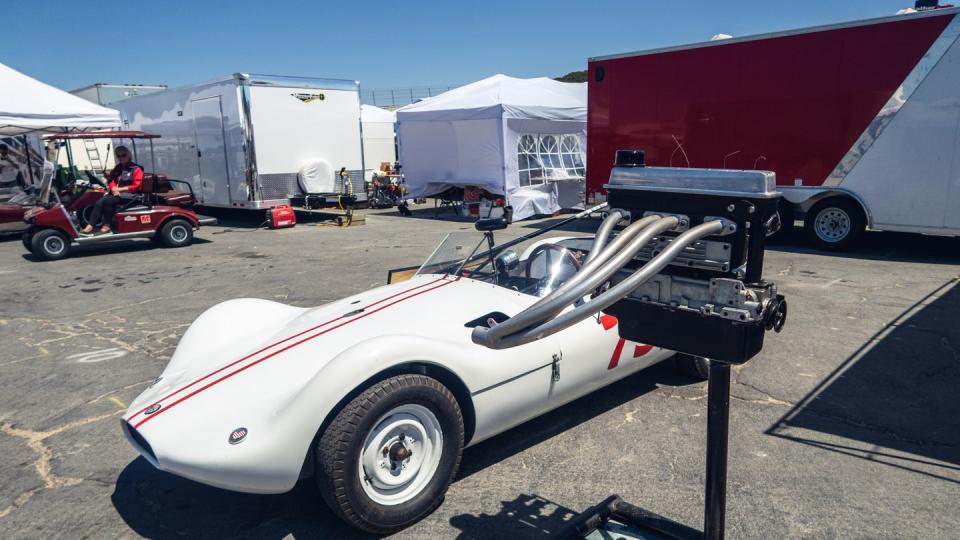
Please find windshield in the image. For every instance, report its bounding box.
[417,231,586,297]
[417,232,491,278]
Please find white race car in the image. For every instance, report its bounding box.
[121,214,705,534]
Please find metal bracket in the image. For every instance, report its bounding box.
[551,353,561,382]
[703,217,738,235]
[643,211,690,232]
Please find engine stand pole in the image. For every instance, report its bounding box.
[704,362,731,540]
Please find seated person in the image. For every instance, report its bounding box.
[81,146,143,235]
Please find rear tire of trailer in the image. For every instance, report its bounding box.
[315,374,464,535]
[31,229,71,261]
[159,219,193,248]
[675,353,710,381]
[804,198,864,251]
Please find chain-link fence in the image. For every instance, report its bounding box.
[360,86,457,108]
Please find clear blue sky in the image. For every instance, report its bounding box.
[2,0,918,92]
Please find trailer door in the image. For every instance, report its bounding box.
[191,97,231,205]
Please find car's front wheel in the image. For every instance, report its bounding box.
[315,374,464,534]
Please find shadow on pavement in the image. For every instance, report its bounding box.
[112,459,370,539]
[449,493,578,539]
[768,227,960,265]
[111,362,697,538]
[19,237,213,262]
[767,277,960,483]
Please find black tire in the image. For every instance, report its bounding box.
[78,205,94,228]
[804,198,865,251]
[31,229,71,261]
[767,200,796,243]
[21,229,35,253]
[316,374,464,535]
[159,218,193,248]
[675,353,710,381]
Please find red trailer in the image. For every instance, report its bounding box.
[587,6,960,250]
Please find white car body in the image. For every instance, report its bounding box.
[122,236,672,495]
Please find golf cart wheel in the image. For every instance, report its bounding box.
[804,198,865,251]
[159,218,193,248]
[316,374,464,534]
[675,353,710,381]
[31,229,71,261]
[21,229,35,253]
[78,206,94,228]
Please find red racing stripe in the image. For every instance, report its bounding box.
[128,276,446,421]
[133,277,456,429]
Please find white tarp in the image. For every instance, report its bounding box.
[397,74,586,220]
[0,62,120,135]
[361,105,397,181]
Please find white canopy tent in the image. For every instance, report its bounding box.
[397,74,587,220]
[360,104,397,182]
[0,62,120,135]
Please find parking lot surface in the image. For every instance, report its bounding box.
[1,205,958,539]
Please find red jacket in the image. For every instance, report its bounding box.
[108,162,144,193]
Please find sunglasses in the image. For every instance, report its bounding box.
[116,153,129,159]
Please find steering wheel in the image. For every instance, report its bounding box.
[524,243,582,278]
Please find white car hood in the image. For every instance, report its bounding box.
[124,274,532,430]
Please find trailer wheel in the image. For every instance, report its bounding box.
[159,219,193,248]
[315,374,464,535]
[805,198,864,251]
[675,353,710,381]
[31,229,71,261]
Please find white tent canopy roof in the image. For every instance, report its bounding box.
[360,104,396,123]
[0,63,121,136]
[396,74,586,122]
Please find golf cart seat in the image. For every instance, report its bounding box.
[141,174,194,207]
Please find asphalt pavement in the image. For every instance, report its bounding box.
[1,204,958,539]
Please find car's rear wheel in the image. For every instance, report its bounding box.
[31,229,71,261]
[159,218,193,247]
[315,374,464,535]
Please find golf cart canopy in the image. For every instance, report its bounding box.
[43,131,160,140]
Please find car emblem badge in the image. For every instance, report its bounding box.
[229,427,248,444]
[144,403,162,415]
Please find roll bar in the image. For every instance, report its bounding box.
[472,219,725,349]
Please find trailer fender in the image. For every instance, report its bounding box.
[778,187,872,228]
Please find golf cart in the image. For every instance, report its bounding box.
[21,132,216,260]
[2,131,196,236]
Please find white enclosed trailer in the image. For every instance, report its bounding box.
[113,73,365,209]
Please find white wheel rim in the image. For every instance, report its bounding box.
[44,236,65,255]
[814,207,851,243]
[358,403,443,506]
[170,225,188,242]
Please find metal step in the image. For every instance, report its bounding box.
[73,230,155,244]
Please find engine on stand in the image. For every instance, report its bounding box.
[471,149,788,539]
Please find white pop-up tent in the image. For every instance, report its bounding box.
[397,74,586,220]
[0,62,120,135]
[360,104,397,182]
